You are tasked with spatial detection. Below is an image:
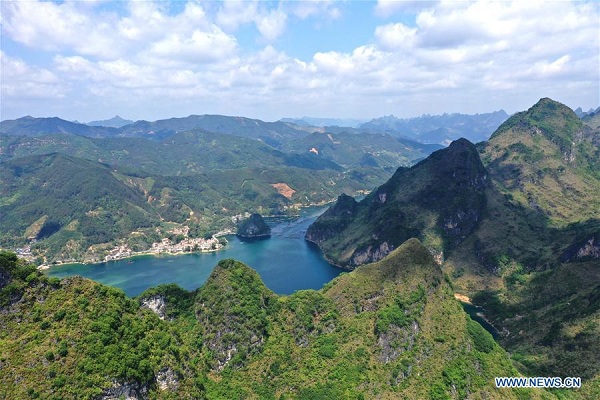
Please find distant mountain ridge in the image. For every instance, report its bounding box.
[0,116,119,138]
[117,114,308,148]
[86,115,134,128]
[1,114,308,148]
[2,109,511,147]
[306,98,600,383]
[580,106,600,129]
[360,110,509,145]
[279,117,367,128]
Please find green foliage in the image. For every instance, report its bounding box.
[376,303,409,334]
[1,248,559,399]
[0,137,392,263]
[466,317,495,353]
[309,139,489,268]
[0,250,39,306]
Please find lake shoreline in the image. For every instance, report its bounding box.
[43,208,342,297]
[38,233,232,271]
[36,201,340,270]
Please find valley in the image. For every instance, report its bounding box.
[2,1,598,398]
[1,117,427,264]
[307,98,600,392]
[43,205,341,297]
[1,98,599,399]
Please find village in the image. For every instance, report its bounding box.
[102,235,226,262]
[29,231,230,269]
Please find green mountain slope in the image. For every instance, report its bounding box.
[307,138,489,268]
[0,153,158,261]
[1,241,551,399]
[0,116,119,137]
[282,131,442,170]
[306,98,600,386]
[117,114,308,147]
[0,149,389,263]
[480,97,600,224]
[0,130,341,176]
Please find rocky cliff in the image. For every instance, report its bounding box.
[236,213,271,238]
[306,138,489,268]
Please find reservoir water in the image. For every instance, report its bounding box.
[44,206,341,297]
[461,302,501,339]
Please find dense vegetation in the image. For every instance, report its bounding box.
[236,213,271,238]
[1,98,598,398]
[308,98,600,393]
[1,129,421,263]
[0,113,444,264]
[307,138,489,268]
[2,240,563,399]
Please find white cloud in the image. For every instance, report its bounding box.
[1,1,124,59]
[216,1,259,31]
[0,1,598,121]
[148,28,238,63]
[371,0,599,92]
[292,1,341,20]
[0,52,64,100]
[256,9,288,42]
[216,0,287,42]
[375,23,417,50]
[375,0,438,17]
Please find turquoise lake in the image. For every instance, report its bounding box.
[44,206,342,297]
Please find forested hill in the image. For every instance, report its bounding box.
[306,98,600,388]
[1,240,564,399]
[1,110,443,264]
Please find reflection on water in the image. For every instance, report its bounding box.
[461,302,501,339]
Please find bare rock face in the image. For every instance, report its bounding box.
[350,242,393,268]
[561,234,600,262]
[378,320,420,364]
[140,295,167,320]
[156,368,179,391]
[98,380,148,400]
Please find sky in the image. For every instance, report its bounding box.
[1,0,599,122]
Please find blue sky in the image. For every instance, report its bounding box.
[1,0,598,122]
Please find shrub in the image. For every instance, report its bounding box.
[466,318,495,353]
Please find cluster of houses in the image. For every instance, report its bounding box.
[150,236,222,254]
[102,236,224,262]
[15,245,34,261]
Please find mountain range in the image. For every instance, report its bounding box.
[307,98,600,387]
[359,110,510,145]
[86,115,134,128]
[1,97,599,398]
[279,117,367,128]
[2,239,560,399]
[1,114,439,263]
[2,109,510,147]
